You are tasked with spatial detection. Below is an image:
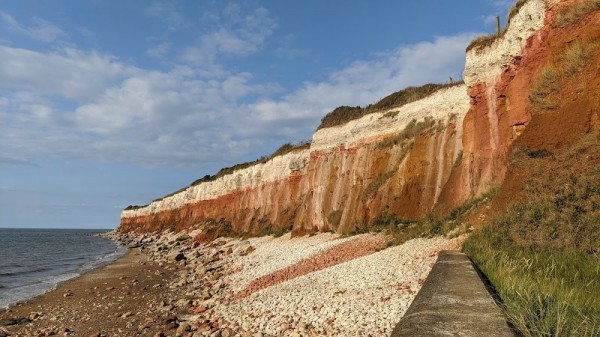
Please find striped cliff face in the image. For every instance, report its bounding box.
[120,0,600,235]
[119,85,469,234]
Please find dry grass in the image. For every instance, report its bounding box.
[467,33,502,52]
[362,171,395,200]
[530,38,597,111]
[327,210,343,229]
[466,0,529,52]
[377,116,437,149]
[562,40,595,75]
[553,0,600,28]
[529,66,560,110]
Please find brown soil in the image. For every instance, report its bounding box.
[0,250,180,337]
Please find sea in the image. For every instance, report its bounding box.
[0,228,126,309]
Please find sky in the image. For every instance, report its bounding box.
[0,0,514,229]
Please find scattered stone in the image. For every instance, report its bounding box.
[121,311,133,318]
[175,322,191,336]
[221,328,234,337]
[0,317,31,326]
[175,235,191,242]
[172,252,186,262]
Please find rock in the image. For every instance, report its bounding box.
[240,246,255,256]
[203,299,216,309]
[176,235,191,242]
[171,252,186,262]
[0,317,31,326]
[221,328,234,337]
[175,323,191,336]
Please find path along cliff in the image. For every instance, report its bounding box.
[118,0,600,237]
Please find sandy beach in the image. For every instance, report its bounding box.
[0,232,464,337]
[0,249,181,337]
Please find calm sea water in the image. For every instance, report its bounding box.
[0,228,126,309]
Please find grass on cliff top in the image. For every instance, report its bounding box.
[316,81,462,130]
[466,0,529,52]
[190,140,311,187]
[463,132,600,337]
[124,140,311,210]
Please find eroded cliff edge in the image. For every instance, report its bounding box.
[119,0,600,235]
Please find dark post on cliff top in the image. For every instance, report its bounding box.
[496,16,501,36]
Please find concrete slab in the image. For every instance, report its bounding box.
[391,250,517,337]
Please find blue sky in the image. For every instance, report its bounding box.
[0,0,513,229]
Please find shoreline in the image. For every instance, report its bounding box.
[0,228,127,311]
[0,248,180,337]
[1,231,464,337]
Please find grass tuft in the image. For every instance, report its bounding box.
[529,66,560,110]
[362,171,395,200]
[378,117,437,149]
[563,40,595,76]
[466,0,529,52]
[553,0,600,28]
[530,38,597,111]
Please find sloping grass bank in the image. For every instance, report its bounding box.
[463,133,600,337]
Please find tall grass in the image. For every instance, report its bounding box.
[464,132,600,336]
[465,235,600,337]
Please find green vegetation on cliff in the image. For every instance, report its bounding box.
[317,82,461,130]
[464,132,600,337]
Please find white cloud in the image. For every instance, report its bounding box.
[145,1,190,31]
[1,31,474,169]
[0,46,131,101]
[146,42,171,58]
[248,33,475,130]
[0,11,66,43]
[181,3,276,65]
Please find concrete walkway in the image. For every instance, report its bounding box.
[391,250,516,337]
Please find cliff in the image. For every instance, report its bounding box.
[119,0,600,236]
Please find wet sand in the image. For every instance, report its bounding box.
[0,249,179,337]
